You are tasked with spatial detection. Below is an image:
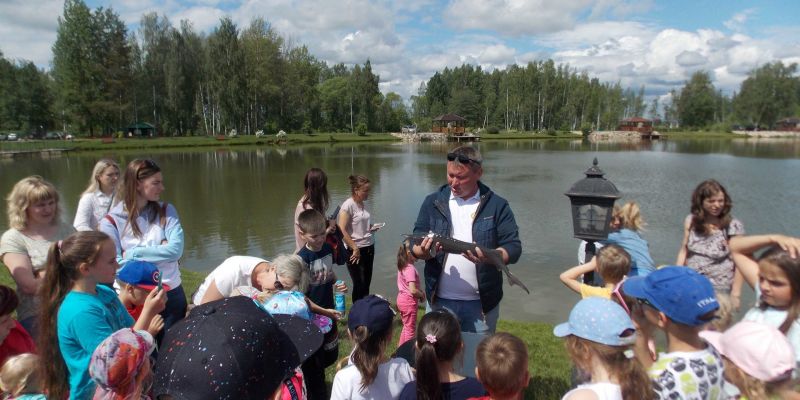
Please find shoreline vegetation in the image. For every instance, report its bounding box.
[0,130,779,155]
[0,264,570,399]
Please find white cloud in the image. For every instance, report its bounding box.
[444,0,587,36]
[675,50,708,67]
[0,0,61,65]
[724,8,756,32]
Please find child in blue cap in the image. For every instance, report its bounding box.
[555,297,653,400]
[623,266,723,400]
[117,260,167,337]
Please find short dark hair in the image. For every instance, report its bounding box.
[0,285,19,317]
[297,209,327,235]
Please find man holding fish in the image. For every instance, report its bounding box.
[409,145,522,334]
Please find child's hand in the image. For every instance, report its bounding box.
[334,281,348,293]
[417,292,426,302]
[323,308,342,321]
[143,287,167,315]
[147,314,165,336]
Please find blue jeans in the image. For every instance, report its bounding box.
[429,297,499,334]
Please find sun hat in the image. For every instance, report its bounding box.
[89,328,156,399]
[256,290,333,334]
[348,295,395,334]
[153,296,323,400]
[700,321,795,382]
[553,297,636,346]
[117,260,171,291]
[623,266,718,326]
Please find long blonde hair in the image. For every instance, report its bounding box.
[5,175,61,230]
[565,336,654,400]
[82,159,120,195]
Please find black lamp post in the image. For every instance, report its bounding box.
[565,158,621,285]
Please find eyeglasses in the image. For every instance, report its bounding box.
[447,152,482,166]
[636,297,656,310]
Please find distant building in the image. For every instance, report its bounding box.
[127,122,156,137]
[617,117,653,134]
[432,114,466,135]
[776,117,800,132]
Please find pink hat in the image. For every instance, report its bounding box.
[700,321,795,381]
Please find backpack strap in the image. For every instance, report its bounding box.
[104,214,117,230]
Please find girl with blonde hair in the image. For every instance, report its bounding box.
[73,159,120,231]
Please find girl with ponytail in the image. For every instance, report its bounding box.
[399,310,486,400]
[38,231,166,400]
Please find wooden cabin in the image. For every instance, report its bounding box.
[617,117,654,134]
[432,114,466,135]
[776,117,800,132]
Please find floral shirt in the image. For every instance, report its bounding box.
[685,215,744,292]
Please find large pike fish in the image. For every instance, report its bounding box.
[403,232,530,294]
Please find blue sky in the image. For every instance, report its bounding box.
[1,0,798,103]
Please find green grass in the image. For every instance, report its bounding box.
[0,266,570,399]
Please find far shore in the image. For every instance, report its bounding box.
[0,129,768,155]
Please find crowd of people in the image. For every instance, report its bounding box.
[0,146,798,399]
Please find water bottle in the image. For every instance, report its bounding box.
[334,280,346,315]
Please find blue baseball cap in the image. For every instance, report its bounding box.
[553,297,636,346]
[623,266,718,326]
[348,295,395,335]
[118,261,170,291]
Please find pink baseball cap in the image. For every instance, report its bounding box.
[700,321,795,382]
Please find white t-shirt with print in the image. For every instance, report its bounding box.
[192,256,267,304]
[330,358,414,400]
[649,346,724,400]
[438,191,481,301]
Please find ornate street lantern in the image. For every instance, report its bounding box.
[565,158,621,283]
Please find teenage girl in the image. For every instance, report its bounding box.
[37,231,165,400]
[73,159,120,231]
[730,234,800,371]
[555,297,654,400]
[338,175,377,303]
[397,243,425,345]
[99,159,187,331]
[331,295,414,400]
[294,167,334,251]
[677,179,745,296]
[398,310,486,400]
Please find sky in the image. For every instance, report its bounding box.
[1,0,799,104]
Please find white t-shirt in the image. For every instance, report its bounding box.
[192,256,267,304]
[437,191,481,301]
[330,358,414,400]
[649,347,724,400]
[562,382,622,400]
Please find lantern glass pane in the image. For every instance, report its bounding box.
[576,204,608,236]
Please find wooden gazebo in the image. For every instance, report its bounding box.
[432,114,466,134]
[127,122,156,137]
[776,117,800,132]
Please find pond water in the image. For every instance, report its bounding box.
[1,138,799,323]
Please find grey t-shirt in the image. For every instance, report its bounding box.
[0,223,74,320]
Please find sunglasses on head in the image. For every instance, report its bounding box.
[136,159,160,179]
[636,297,656,309]
[447,152,482,165]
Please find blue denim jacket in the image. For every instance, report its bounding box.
[413,182,521,313]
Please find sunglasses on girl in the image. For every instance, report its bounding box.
[447,152,482,165]
[611,280,631,315]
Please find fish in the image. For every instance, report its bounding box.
[403,232,530,294]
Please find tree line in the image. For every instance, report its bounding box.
[0,0,797,136]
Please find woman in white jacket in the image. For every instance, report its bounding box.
[99,159,186,331]
[73,159,120,231]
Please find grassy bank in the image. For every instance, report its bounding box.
[0,265,570,399]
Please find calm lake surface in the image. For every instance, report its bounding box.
[2,138,799,323]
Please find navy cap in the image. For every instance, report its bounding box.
[623,266,719,326]
[348,295,395,335]
[118,261,170,291]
